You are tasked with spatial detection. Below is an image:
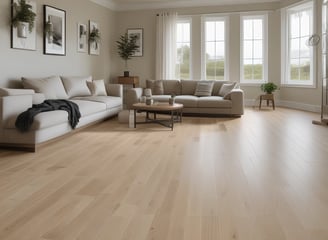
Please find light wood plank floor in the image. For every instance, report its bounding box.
[0,107,328,240]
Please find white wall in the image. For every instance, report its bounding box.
[0,0,115,87]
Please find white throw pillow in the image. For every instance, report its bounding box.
[22,76,68,100]
[218,82,237,97]
[61,76,92,98]
[92,79,107,96]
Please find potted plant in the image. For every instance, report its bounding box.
[169,93,176,105]
[261,82,278,94]
[12,0,36,38]
[116,33,139,77]
[89,27,101,50]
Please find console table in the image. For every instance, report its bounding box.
[118,76,139,88]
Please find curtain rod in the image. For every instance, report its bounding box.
[156,9,275,17]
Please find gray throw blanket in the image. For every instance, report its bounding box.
[15,99,81,132]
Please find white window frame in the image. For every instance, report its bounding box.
[240,14,268,85]
[201,15,229,81]
[176,17,192,79]
[281,0,316,88]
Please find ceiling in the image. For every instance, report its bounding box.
[91,0,281,11]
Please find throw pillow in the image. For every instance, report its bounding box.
[22,76,68,100]
[194,81,214,97]
[218,82,237,97]
[146,79,164,95]
[92,79,107,96]
[61,76,92,98]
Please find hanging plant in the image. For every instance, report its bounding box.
[12,0,36,33]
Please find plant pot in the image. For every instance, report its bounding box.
[124,71,129,77]
[17,21,29,38]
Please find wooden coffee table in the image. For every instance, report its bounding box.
[132,102,183,130]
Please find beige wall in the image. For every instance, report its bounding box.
[113,0,322,109]
[0,0,115,87]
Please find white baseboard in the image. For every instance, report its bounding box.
[245,99,321,113]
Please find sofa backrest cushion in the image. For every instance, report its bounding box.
[212,81,229,95]
[162,80,181,95]
[22,76,69,100]
[181,80,198,95]
[89,79,107,96]
[146,79,164,95]
[61,76,92,98]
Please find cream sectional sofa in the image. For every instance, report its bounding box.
[0,76,123,151]
[126,80,244,116]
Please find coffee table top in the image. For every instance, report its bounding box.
[132,102,183,111]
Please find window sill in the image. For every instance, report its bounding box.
[280,84,317,89]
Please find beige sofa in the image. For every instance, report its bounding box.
[126,80,244,116]
[0,76,123,151]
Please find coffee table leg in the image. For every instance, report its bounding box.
[134,109,136,128]
[171,111,174,130]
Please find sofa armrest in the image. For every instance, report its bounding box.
[126,88,143,109]
[227,89,244,115]
[106,84,123,98]
[0,88,34,97]
[0,93,33,131]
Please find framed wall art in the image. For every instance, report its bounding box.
[11,0,37,51]
[77,23,87,53]
[44,5,66,55]
[127,28,143,57]
[89,20,100,55]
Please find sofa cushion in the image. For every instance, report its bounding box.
[70,99,106,116]
[213,81,229,95]
[162,80,181,95]
[181,80,198,95]
[175,95,198,108]
[218,82,237,97]
[22,76,68,100]
[146,79,164,95]
[91,79,107,96]
[197,96,232,108]
[194,81,214,97]
[72,96,122,109]
[6,110,69,130]
[61,76,92,98]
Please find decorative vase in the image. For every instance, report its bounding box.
[169,97,175,105]
[17,21,29,38]
[124,71,129,77]
[146,98,153,105]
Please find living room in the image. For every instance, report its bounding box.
[0,0,328,239]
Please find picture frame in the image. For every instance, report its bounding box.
[127,28,143,57]
[89,21,100,55]
[77,23,87,53]
[11,0,37,51]
[44,5,66,56]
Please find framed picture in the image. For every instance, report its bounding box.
[44,5,66,56]
[77,23,87,53]
[11,0,37,51]
[127,28,143,57]
[89,21,100,55]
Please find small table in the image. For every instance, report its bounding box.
[259,93,275,110]
[118,76,139,88]
[132,102,184,130]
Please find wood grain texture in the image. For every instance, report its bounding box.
[0,107,328,240]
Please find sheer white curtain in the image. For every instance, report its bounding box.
[156,12,177,80]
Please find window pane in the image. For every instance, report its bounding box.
[206,21,215,41]
[253,40,263,59]
[244,19,253,40]
[215,60,225,80]
[180,44,190,79]
[176,20,191,79]
[300,58,310,80]
[215,42,224,59]
[182,23,190,42]
[243,59,253,80]
[290,59,300,80]
[244,40,253,59]
[177,24,183,42]
[215,21,225,41]
[206,59,216,79]
[300,37,310,58]
[253,59,263,80]
[290,13,300,38]
[253,19,263,39]
[290,38,300,58]
[206,42,215,59]
[300,10,310,37]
